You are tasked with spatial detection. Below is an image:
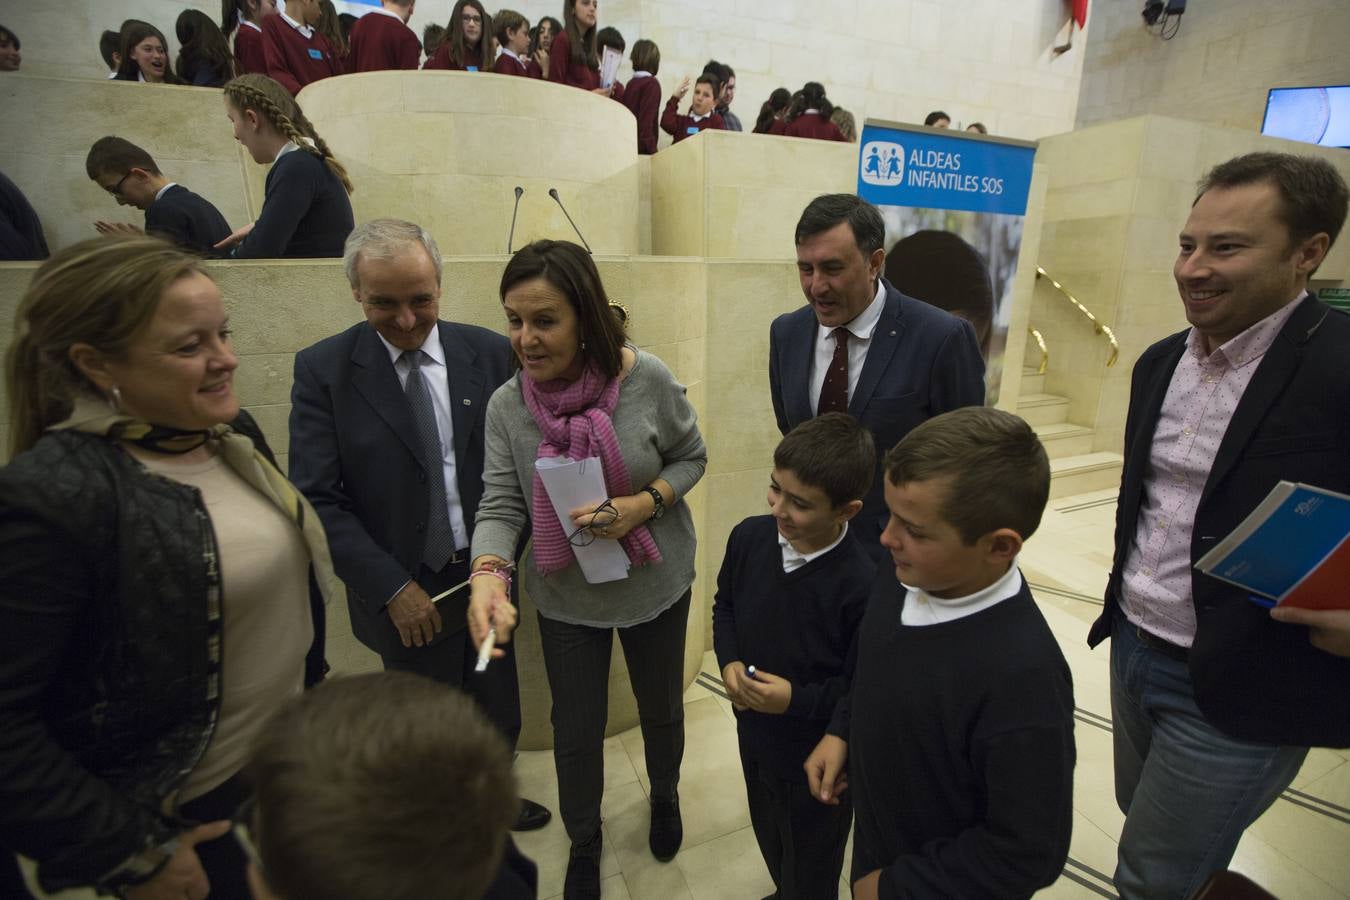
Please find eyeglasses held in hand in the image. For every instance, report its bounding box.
[567,499,620,546]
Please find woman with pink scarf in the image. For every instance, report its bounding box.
[468,240,706,899]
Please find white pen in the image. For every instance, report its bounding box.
[475,626,496,673]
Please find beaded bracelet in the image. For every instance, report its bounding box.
[470,568,512,591]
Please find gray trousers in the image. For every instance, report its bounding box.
[538,589,691,846]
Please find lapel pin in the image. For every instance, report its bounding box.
[462,398,472,405]
[889,330,896,336]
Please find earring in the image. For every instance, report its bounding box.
[109,385,123,412]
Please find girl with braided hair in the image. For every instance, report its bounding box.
[215,74,354,258]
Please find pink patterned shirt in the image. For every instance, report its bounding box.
[1120,296,1304,646]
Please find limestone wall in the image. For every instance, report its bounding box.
[1033,115,1350,456]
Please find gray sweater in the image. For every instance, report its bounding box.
[472,350,707,628]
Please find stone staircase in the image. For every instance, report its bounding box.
[1017,368,1124,499]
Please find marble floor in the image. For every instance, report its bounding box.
[505,487,1350,900]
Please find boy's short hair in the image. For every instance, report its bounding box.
[773,412,875,508]
[247,672,517,900]
[695,73,720,95]
[0,25,20,50]
[85,136,161,180]
[595,25,624,52]
[629,38,659,75]
[493,9,527,44]
[884,407,1049,544]
[99,29,119,67]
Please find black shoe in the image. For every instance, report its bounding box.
[512,797,552,832]
[649,792,682,862]
[564,832,602,900]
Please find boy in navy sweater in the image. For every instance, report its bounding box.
[85,136,231,255]
[806,407,1075,900]
[713,412,876,900]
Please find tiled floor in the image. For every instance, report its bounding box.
[502,488,1350,900]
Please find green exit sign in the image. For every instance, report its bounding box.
[1321,287,1350,311]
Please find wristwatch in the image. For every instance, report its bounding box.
[642,486,666,520]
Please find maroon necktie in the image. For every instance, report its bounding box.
[817,328,850,415]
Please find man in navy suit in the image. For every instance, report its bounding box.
[288,218,550,832]
[1089,153,1350,898]
[769,194,986,556]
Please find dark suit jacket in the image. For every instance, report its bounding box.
[143,184,231,255]
[1089,295,1350,747]
[769,279,987,548]
[289,320,513,658]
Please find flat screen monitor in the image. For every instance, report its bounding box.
[1261,86,1350,148]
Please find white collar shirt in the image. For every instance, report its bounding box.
[279,9,314,39]
[779,522,849,573]
[809,279,886,413]
[901,561,1023,626]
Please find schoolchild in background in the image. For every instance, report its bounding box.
[531,15,561,57]
[347,0,420,72]
[704,60,741,131]
[423,0,493,72]
[621,39,661,155]
[216,74,354,258]
[492,10,542,78]
[85,136,232,254]
[595,26,625,101]
[754,87,791,134]
[661,73,724,145]
[175,10,237,87]
[262,0,342,96]
[831,107,857,142]
[222,0,277,75]
[315,0,348,72]
[0,25,20,72]
[714,413,876,900]
[549,0,607,94]
[806,407,1075,900]
[783,82,847,141]
[99,29,122,76]
[422,22,446,57]
[114,21,178,84]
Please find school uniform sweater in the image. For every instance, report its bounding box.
[347,10,421,72]
[620,74,661,154]
[232,148,353,259]
[712,515,873,780]
[492,51,542,78]
[661,98,724,144]
[784,111,847,142]
[144,185,231,255]
[262,13,342,95]
[831,575,1075,900]
[422,41,489,71]
[767,118,787,136]
[546,31,599,90]
[233,21,267,75]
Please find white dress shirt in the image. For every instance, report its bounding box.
[279,8,314,39]
[376,329,469,552]
[779,522,850,573]
[808,279,886,413]
[900,560,1023,626]
[153,182,178,202]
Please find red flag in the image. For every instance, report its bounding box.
[1072,0,1089,29]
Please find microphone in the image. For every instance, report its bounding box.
[506,186,524,254]
[549,188,593,254]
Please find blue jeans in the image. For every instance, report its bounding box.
[1109,616,1307,899]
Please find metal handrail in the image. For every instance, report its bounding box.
[1027,327,1048,375]
[1034,266,1119,367]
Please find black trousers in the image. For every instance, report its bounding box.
[538,590,691,845]
[178,772,253,900]
[740,744,852,900]
[382,559,522,752]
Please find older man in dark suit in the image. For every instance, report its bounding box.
[1090,153,1350,899]
[288,218,549,832]
[769,194,987,557]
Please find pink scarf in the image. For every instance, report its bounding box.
[521,363,663,575]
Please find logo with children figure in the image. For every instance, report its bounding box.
[861,141,905,186]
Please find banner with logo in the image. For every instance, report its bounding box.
[857,120,1037,405]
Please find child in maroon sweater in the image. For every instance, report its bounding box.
[621,39,661,154]
[661,74,724,145]
[262,0,341,95]
[423,0,492,71]
[491,9,542,77]
[783,82,847,142]
[347,0,419,72]
[223,0,276,75]
[549,0,605,93]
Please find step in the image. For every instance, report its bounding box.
[1021,367,1044,395]
[1048,452,1124,500]
[1033,422,1096,459]
[1016,392,1070,427]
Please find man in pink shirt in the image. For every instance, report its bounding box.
[1091,152,1350,899]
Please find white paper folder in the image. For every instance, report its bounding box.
[535,456,631,584]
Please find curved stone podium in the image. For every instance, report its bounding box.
[297,71,640,257]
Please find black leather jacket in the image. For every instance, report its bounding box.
[0,412,325,891]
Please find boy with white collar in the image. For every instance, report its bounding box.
[807,406,1075,900]
[660,73,724,145]
[348,0,421,72]
[261,0,341,95]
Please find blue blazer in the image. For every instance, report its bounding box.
[289,320,513,657]
[1090,295,1350,747]
[769,279,986,548]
